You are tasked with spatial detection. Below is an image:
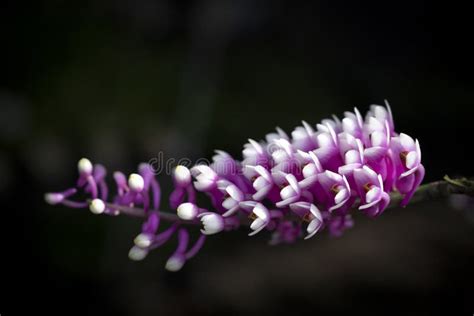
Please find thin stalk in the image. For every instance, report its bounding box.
[95,176,474,224]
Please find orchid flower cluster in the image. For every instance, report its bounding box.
[45,101,425,271]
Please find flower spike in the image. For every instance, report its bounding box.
[46,101,425,271]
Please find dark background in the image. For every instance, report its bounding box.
[1,0,473,315]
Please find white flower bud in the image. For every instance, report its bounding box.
[174,165,191,187]
[198,212,224,235]
[128,246,148,261]
[134,233,152,248]
[128,173,144,192]
[89,198,105,214]
[177,202,199,220]
[78,158,93,174]
[165,256,185,272]
[44,193,63,205]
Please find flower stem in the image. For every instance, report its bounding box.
[388,176,474,208]
[100,201,180,221]
[98,176,474,222]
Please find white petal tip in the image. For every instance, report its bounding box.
[248,227,264,236]
[174,165,191,186]
[128,173,145,192]
[78,158,93,174]
[134,233,152,248]
[89,198,105,214]
[44,193,62,205]
[128,246,148,261]
[304,234,314,240]
[165,257,185,272]
[177,202,198,220]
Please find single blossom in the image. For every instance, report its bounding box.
[128,173,145,192]
[290,202,323,239]
[354,166,390,217]
[390,133,425,206]
[211,150,248,191]
[366,101,395,135]
[363,117,391,162]
[239,201,271,236]
[271,138,301,173]
[217,180,245,216]
[338,133,365,178]
[317,170,352,212]
[320,114,343,134]
[89,198,106,214]
[391,133,422,178]
[170,165,195,209]
[243,165,274,201]
[265,126,289,144]
[177,202,200,220]
[128,246,149,261]
[173,165,192,188]
[165,229,189,272]
[191,165,219,192]
[276,173,302,208]
[297,149,323,185]
[166,232,206,272]
[78,157,93,176]
[198,212,225,235]
[44,188,77,205]
[133,211,160,248]
[342,107,364,139]
[242,138,269,167]
[291,120,317,151]
[313,124,343,171]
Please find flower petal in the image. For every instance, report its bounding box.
[364,147,387,161]
[253,203,269,220]
[222,197,238,210]
[366,187,382,203]
[335,188,349,204]
[252,185,272,201]
[405,151,418,169]
[305,219,322,239]
[399,133,415,150]
[226,184,243,201]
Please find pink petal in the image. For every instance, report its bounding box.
[280,185,296,200]
[248,138,263,154]
[276,196,299,208]
[366,187,381,203]
[253,203,269,219]
[345,149,361,164]
[255,165,272,182]
[400,164,425,207]
[252,185,272,201]
[222,197,238,210]
[254,176,269,190]
[286,174,300,193]
[364,146,387,162]
[371,131,387,147]
[305,219,322,239]
[400,165,419,178]
[334,188,349,204]
[399,133,415,150]
[405,151,418,169]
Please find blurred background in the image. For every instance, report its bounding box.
[1,0,473,315]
